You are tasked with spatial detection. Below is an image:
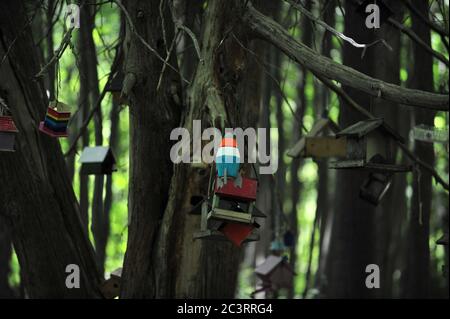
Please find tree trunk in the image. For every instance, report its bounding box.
[0,0,101,298]
[120,0,182,298]
[324,1,376,298]
[402,0,435,298]
[0,220,14,298]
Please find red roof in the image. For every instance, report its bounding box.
[0,116,18,132]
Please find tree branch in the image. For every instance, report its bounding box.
[243,4,449,111]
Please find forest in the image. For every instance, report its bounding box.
[0,0,448,299]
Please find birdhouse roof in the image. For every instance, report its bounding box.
[0,116,18,132]
[255,255,294,276]
[110,267,122,279]
[336,118,404,143]
[79,146,116,164]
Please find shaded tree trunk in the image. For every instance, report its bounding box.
[324,1,376,298]
[0,0,101,298]
[0,221,14,298]
[120,0,182,298]
[402,0,435,298]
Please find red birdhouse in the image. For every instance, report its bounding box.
[214,176,258,202]
[0,116,19,152]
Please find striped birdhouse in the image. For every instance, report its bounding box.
[39,101,71,138]
[215,133,240,179]
[0,115,19,152]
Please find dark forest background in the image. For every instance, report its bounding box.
[0,0,448,299]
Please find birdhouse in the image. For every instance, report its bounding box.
[194,177,266,246]
[270,240,286,256]
[99,268,122,299]
[0,116,18,152]
[215,133,240,179]
[39,101,71,138]
[193,200,261,245]
[105,71,128,105]
[329,118,411,173]
[287,117,341,158]
[255,255,295,291]
[79,146,117,175]
[360,172,392,205]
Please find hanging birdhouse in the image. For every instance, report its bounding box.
[287,117,342,158]
[105,71,128,105]
[193,201,261,245]
[270,240,286,256]
[39,101,71,137]
[255,255,295,291]
[79,146,117,175]
[215,133,240,180]
[99,268,122,299]
[0,115,19,152]
[359,172,392,205]
[329,118,411,173]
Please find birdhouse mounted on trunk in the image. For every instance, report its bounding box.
[79,146,117,175]
[39,101,71,138]
[105,71,128,105]
[329,118,411,173]
[254,255,295,291]
[0,115,19,152]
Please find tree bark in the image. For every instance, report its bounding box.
[0,0,101,298]
[120,0,182,298]
[324,1,376,298]
[402,0,435,298]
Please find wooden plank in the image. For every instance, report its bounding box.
[208,208,254,224]
[305,137,347,158]
[287,118,331,158]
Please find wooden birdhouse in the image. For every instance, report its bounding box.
[99,268,122,299]
[105,71,128,105]
[287,117,341,158]
[360,172,392,205]
[329,118,411,173]
[39,101,71,138]
[79,146,117,175]
[255,255,295,291]
[194,176,266,246]
[0,116,18,152]
[270,240,286,256]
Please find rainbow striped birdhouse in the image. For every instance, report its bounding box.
[0,115,19,152]
[39,101,71,137]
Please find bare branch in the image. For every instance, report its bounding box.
[243,4,449,111]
